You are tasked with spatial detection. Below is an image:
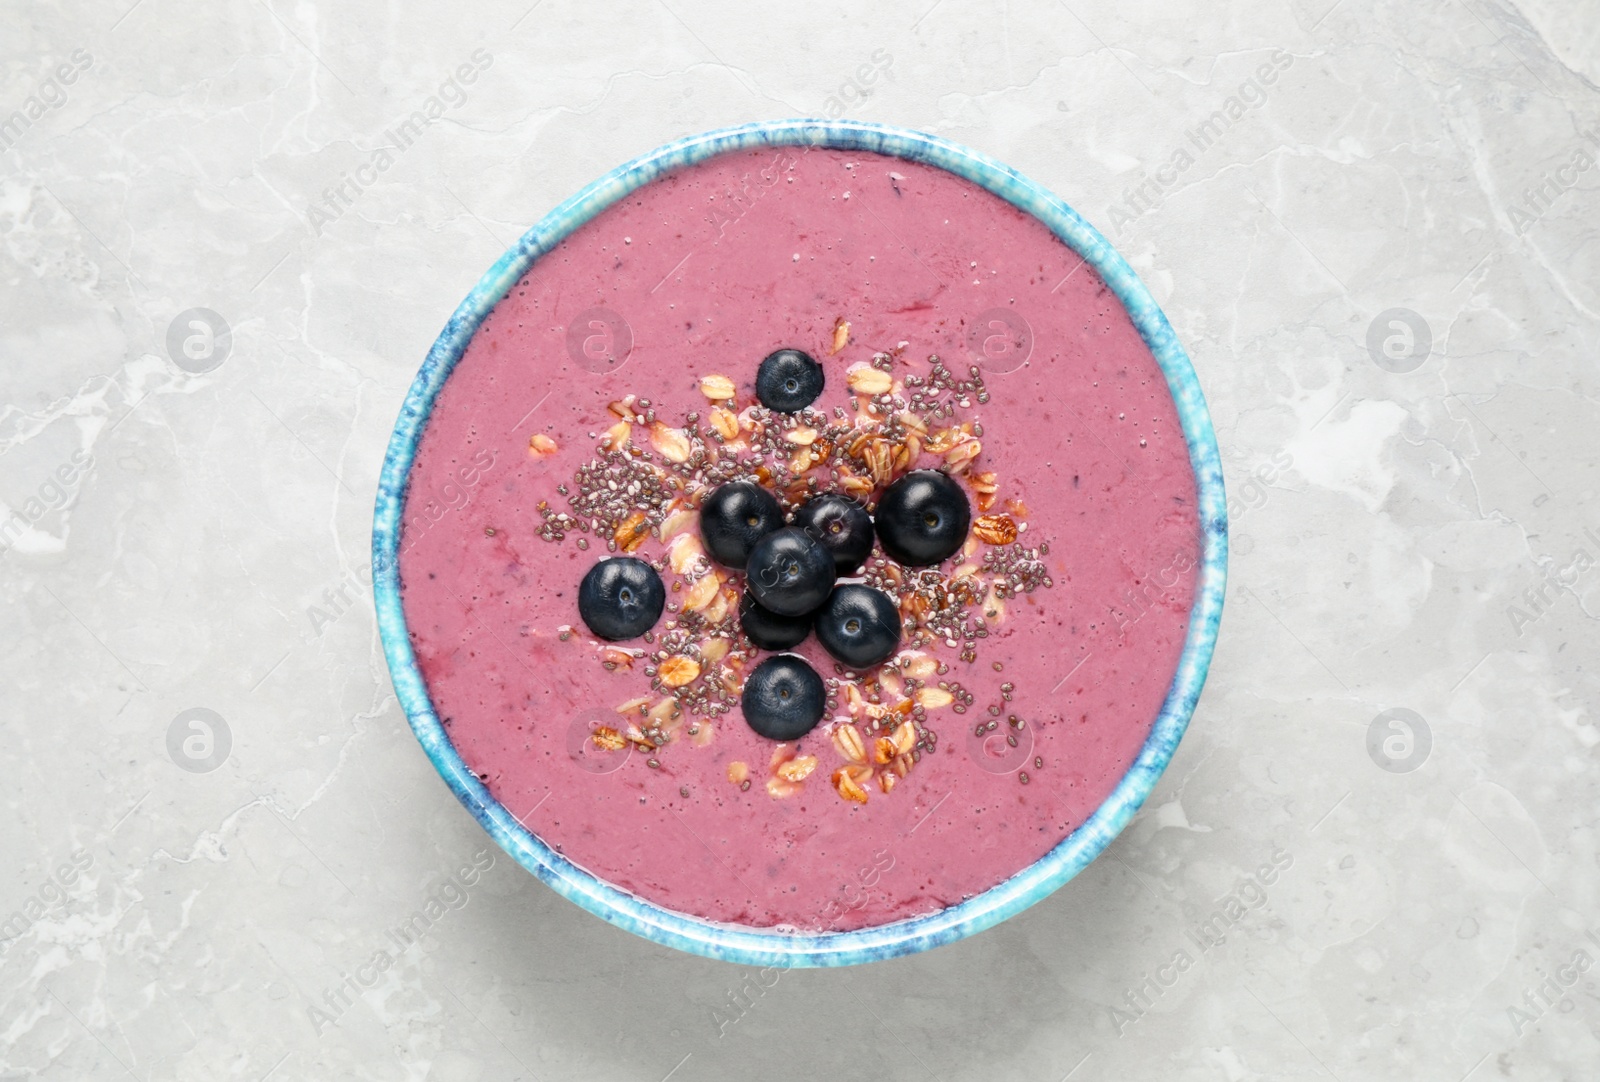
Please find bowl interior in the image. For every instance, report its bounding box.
[372,119,1227,967]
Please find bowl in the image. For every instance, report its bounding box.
[372,119,1227,966]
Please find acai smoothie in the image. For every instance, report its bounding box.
[397,144,1200,932]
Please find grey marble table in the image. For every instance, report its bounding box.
[3,0,1598,1078]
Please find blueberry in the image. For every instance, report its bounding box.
[739,591,812,651]
[815,584,902,669]
[755,348,824,413]
[700,481,785,569]
[792,493,874,576]
[577,557,665,641]
[874,469,972,567]
[746,527,836,617]
[741,655,826,740]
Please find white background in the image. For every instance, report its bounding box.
[3,0,1599,1078]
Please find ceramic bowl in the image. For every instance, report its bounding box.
[372,119,1227,967]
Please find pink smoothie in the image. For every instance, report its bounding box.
[398,146,1199,931]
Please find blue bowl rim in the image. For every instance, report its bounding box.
[372,118,1227,967]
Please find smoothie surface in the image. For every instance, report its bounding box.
[398,146,1199,930]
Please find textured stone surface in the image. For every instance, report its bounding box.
[2,1,1598,1078]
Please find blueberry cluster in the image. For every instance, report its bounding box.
[575,346,973,745]
[704,468,969,741]
[705,487,899,670]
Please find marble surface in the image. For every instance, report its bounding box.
[2,0,1598,1078]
